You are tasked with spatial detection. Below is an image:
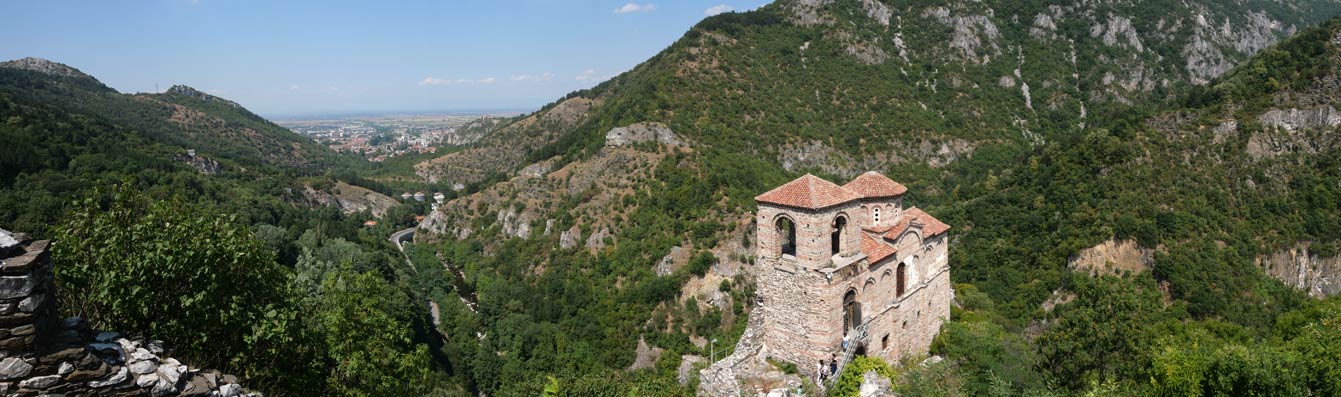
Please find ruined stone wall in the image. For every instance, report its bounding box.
[0,230,256,397]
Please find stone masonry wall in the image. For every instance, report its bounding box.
[0,229,257,397]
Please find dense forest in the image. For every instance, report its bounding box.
[3,0,1341,396]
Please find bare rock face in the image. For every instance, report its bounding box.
[922,6,1000,64]
[301,182,397,218]
[560,226,580,249]
[1247,107,1341,160]
[858,370,894,397]
[625,336,665,371]
[497,206,531,239]
[1258,243,1341,298]
[604,122,685,147]
[0,57,96,81]
[585,228,612,251]
[1183,10,1292,85]
[785,0,836,26]
[677,355,705,385]
[165,85,243,109]
[1092,15,1145,52]
[1067,239,1154,276]
[1257,106,1341,132]
[860,0,891,26]
[656,246,689,277]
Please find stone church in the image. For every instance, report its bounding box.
[699,172,951,394]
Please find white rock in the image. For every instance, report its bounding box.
[0,357,31,380]
[219,383,242,397]
[58,361,75,375]
[131,348,157,361]
[137,372,160,387]
[129,359,158,374]
[17,293,43,312]
[19,374,59,389]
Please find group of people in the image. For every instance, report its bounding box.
[814,353,839,385]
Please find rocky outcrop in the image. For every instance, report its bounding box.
[1246,107,1341,160]
[164,85,243,109]
[858,370,894,397]
[0,57,97,81]
[655,246,689,277]
[921,6,1000,64]
[1067,239,1154,276]
[604,122,685,147]
[301,182,397,218]
[1092,15,1145,53]
[172,153,222,175]
[1257,106,1341,132]
[1258,243,1341,298]
[625,337,664,371]
[0,229,256,397]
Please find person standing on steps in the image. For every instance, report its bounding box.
[829,353,838,377]
[816,360,826,384]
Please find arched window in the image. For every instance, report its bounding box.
[873,207,881,224]
[896,263,907,297]
[843,289,861,331]
[831,216,847,255]
[777,217,796,257]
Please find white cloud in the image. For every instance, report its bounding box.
[288,84,300,90]
[575,69,598,81]
[704,4,734,16]
[418,76,497,86]
[512,72,556,82]
[614,2,655,13]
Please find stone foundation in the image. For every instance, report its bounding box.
[0,229,257,397]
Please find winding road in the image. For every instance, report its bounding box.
[389,226,478,319]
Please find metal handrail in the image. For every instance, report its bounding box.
[826,321,871,386]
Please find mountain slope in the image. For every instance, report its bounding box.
[410,1,1341,395]
[0,59,348,173]
[0,58,369,236]
[416,0,1341,189]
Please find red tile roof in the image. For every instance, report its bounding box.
[881,216,918,241]
[904,207,950,236]
[755,174,862,210]
[860,232,898,265]
[843,171,908,199]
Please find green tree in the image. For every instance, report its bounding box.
[315,267,434,397]
[53,183,288,372]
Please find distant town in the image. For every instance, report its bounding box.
[276,113,515,162]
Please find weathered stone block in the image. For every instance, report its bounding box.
[0,276,35,300]
[0,334,35,351]
[65,361,109,381]
[0,357,32,380]
[18,374,59,389]
[17,293,43,313]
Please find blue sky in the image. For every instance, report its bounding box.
[1,0,771,117]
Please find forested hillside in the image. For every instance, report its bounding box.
[411,1,1341,395]
[0,59,460,395]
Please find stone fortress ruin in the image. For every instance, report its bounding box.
[700,172,952,395]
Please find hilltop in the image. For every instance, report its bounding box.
[0,58,380,236]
